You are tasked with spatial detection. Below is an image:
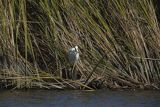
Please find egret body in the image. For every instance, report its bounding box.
[68,46,79,64]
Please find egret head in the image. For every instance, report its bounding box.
[75,46,78,52]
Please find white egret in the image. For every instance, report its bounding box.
[68,46,79,80]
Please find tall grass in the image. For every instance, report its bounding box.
[0,0,160,90]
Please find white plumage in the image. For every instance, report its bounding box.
[68,46,79,64]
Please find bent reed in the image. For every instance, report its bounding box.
[0,0,160,90]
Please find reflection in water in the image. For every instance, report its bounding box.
[0,89,160,107]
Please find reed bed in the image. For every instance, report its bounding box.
[0,0,160,90]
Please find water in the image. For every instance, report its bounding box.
[0,89,160,107]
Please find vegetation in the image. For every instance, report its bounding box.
[0,0,160,90]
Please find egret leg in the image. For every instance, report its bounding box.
[71,61,77,80]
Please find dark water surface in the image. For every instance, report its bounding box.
[0,89,160,107]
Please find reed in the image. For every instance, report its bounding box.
[0,0,160,90]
